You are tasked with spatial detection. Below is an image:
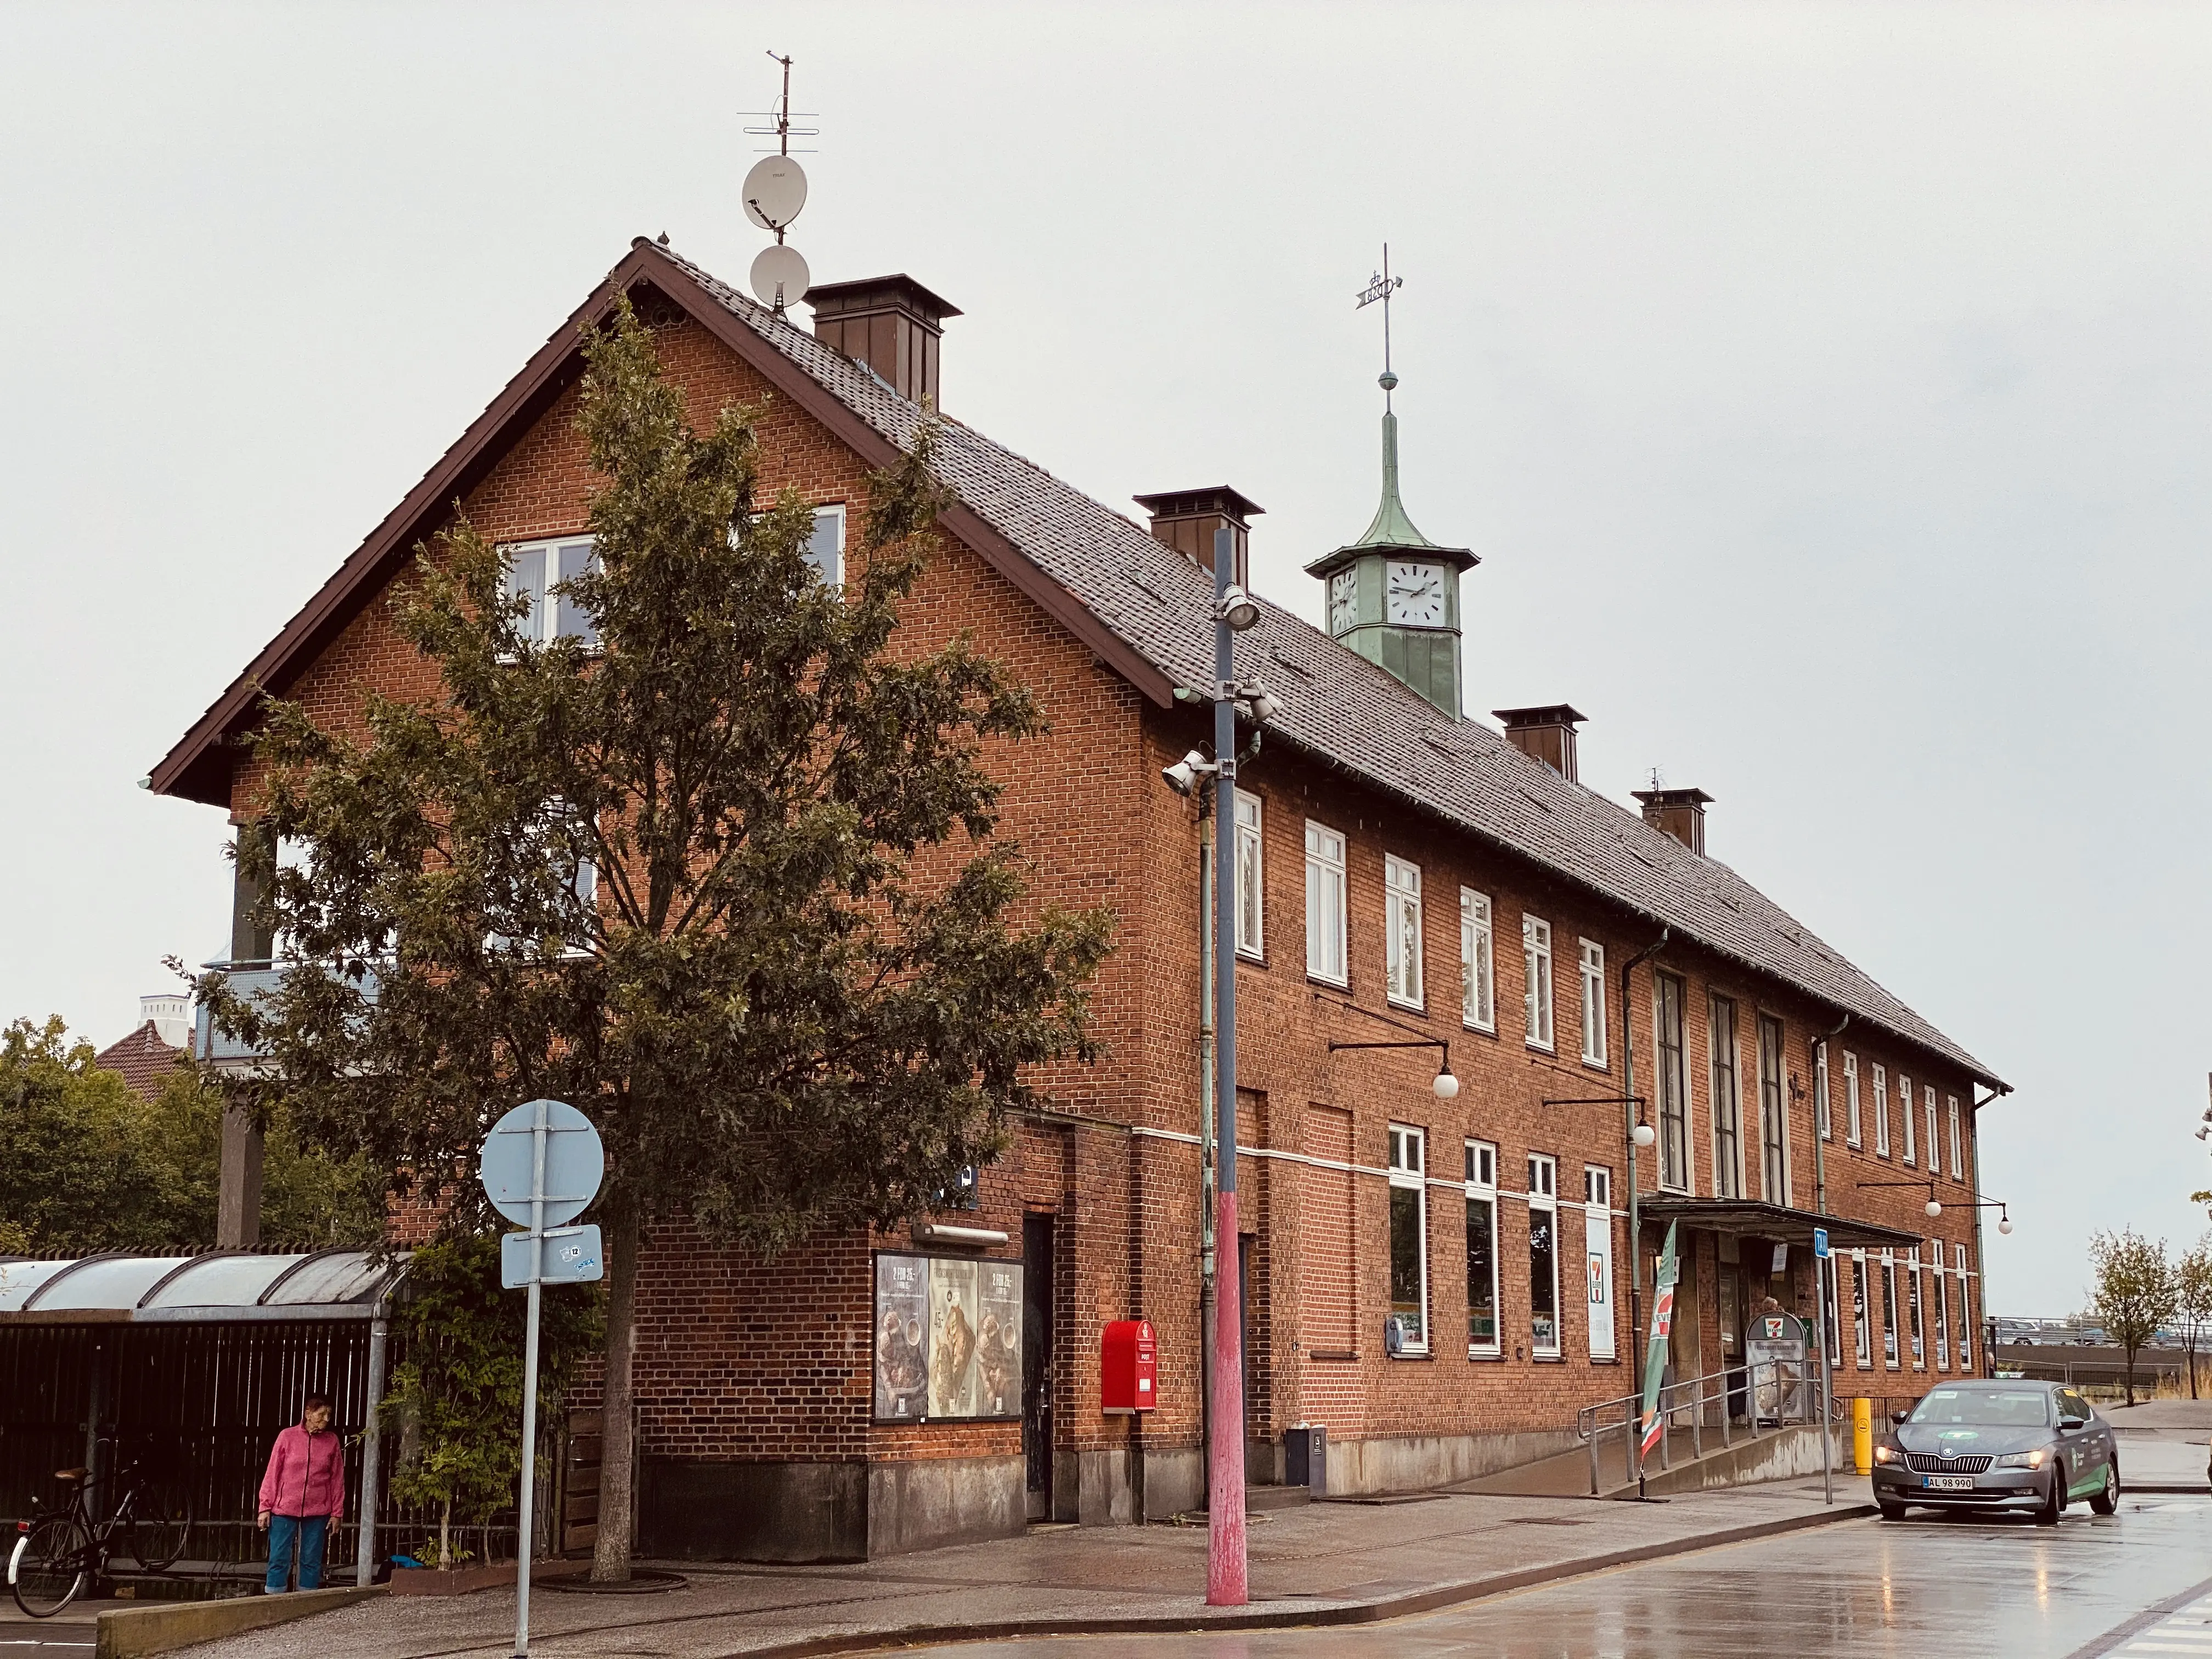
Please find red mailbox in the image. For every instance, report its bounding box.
[1101,1319,1158,1414]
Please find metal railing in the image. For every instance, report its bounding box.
[1575,1359,1818,1495]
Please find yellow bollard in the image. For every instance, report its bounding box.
[1853,1397,1872,1475]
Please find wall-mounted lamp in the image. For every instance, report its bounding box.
[1328,1037,1456,1101]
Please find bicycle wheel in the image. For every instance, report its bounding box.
[10,1514,90,1618]
[129,1493,191,1573]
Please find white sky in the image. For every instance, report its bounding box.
[3,2,2208,1314]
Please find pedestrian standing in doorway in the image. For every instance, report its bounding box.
[257,1392,346,1593]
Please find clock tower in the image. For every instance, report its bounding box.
[1304,306,1477,716]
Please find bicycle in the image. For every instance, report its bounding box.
[8,1444,192,1618]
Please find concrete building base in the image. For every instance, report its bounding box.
[639,1454,1024,1563]
[1322,1428,1585,1496]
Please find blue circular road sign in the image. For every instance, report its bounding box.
[479,1098,604,1228]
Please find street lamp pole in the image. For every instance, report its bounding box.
[1206,527,1250,1606]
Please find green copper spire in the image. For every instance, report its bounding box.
[1348,398,1442,554]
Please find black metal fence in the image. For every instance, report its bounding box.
[0,1320,526,1572]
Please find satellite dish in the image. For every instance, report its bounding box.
[751,243,810,310]
[743,155,808,232]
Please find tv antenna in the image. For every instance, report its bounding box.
[739,53,817,315]
[1355,244,1404,410]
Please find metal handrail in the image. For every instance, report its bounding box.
[1575,1358,1817,1494]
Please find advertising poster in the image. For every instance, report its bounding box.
[973,1260,1025,1419]
[1585,1203,1616,1359]
[927,1257,982,1419]
[874,1254,931,1423]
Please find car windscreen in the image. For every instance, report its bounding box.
[1906,1388,2051,1427]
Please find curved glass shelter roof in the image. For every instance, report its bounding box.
[0,1249,406,1323]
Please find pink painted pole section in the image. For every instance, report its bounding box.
[1206,1188,1249,1604]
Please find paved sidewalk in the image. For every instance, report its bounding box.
[176,1476,1872,1659]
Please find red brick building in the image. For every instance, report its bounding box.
[150,240,2006,1560]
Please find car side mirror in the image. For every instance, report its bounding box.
[1889,1409,1909,1426]
[2059,1414,2086,1430]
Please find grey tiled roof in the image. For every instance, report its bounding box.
[667,250,2000,1086]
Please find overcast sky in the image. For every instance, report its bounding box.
[4,2,2208,1314]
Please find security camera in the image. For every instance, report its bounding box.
[1162,750,1209,796]
[1248,688,1283,723]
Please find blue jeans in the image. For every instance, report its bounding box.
[265,1514,328,1593]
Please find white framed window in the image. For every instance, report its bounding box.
[1882,1254,1900,1367]
[1954,1245,1973,1369]
[1709,994,1743,1200]
[1843,1052,1861,1148]
[1933,1240,1951,1369]
[1528,1154,1561,1357]
[1233,791,1264,961]
[1385,855,1424,1009]
[1924,1085,1940,1174]
[1387,1125,1429,1352]
[1900,1074,1917,1166]
[1460,889,1495,1031]
[1947,1096,1963,1181]
[1907,1248,1926,1367]
[1813,1043,1831,1141]
[804,503,846,585]
[504,534,600,649]
[1304,821,1347,985]
[1578,939,1606,1066]
[1872,1063,1891,1157]
[1523,915,1555,1051]
[1655,972,1691,1194]
[1465,1141,1499,1356]
[1757,1013,1788,1206]
[1852,1252,1872,1369]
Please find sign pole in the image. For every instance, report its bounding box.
[514,1099,548,1659]
[1814,1226,1834,1506]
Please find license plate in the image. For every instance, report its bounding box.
[1922,1474,1975,1491]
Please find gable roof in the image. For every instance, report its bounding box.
[151,240,2001,1088]
[93,1022,186,1105]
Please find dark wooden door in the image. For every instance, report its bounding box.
[1022,1214,1054,1520]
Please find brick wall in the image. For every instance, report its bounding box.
[227,303,1987,1487]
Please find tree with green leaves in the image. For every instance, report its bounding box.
[2172,1237,2212,1400]
[0,1016,382,1254]
[384,1231,601,1567]
[2087,1228,2177,1406]
[206,298,1111,1581]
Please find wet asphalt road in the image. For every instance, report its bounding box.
[914,1494,2212,1658]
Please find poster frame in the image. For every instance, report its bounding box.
[870,1248,1026,1426]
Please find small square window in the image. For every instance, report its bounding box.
[503,535,600,650]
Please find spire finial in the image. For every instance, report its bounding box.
[1355,244,1403,411]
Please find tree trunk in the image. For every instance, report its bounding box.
[2190,1331,2199,1401]
[2125,1345,2137,1407]
[438,1497,451,1570]
[591,1193,640,1583]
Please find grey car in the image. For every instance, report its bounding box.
[1871,1380,2119,1523]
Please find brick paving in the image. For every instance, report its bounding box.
[176,1476,1870,1659]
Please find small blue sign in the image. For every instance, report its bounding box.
[501,1224,604,1289]
[1813,1227,1830,1260]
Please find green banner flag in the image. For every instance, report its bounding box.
[1638,1220,1679,1463]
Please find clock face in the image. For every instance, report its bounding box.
[1386,561,1448,627]
[1329,569,1357,634]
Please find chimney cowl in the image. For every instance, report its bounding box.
[1133,486,1264,590]
[804,275,961,407]
[1493,704,1587,783]
[1632,786,1713,856]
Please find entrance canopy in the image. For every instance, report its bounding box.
[0,1249,406,1325]
[1638,1197,1925,1252]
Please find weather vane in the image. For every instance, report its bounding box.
[1355,244,1404,410]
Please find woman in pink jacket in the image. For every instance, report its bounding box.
[257,1393,346,1593]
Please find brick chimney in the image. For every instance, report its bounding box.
[1494,704,1586,782]
[804,275,961,405]
[1633,787,1713,855]
[1132,487,1262,589]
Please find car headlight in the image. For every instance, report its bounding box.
[1995,1449,2047,1470]
[1874,1444,1897,1464]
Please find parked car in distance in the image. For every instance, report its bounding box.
[1871,1380,2118,1525]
